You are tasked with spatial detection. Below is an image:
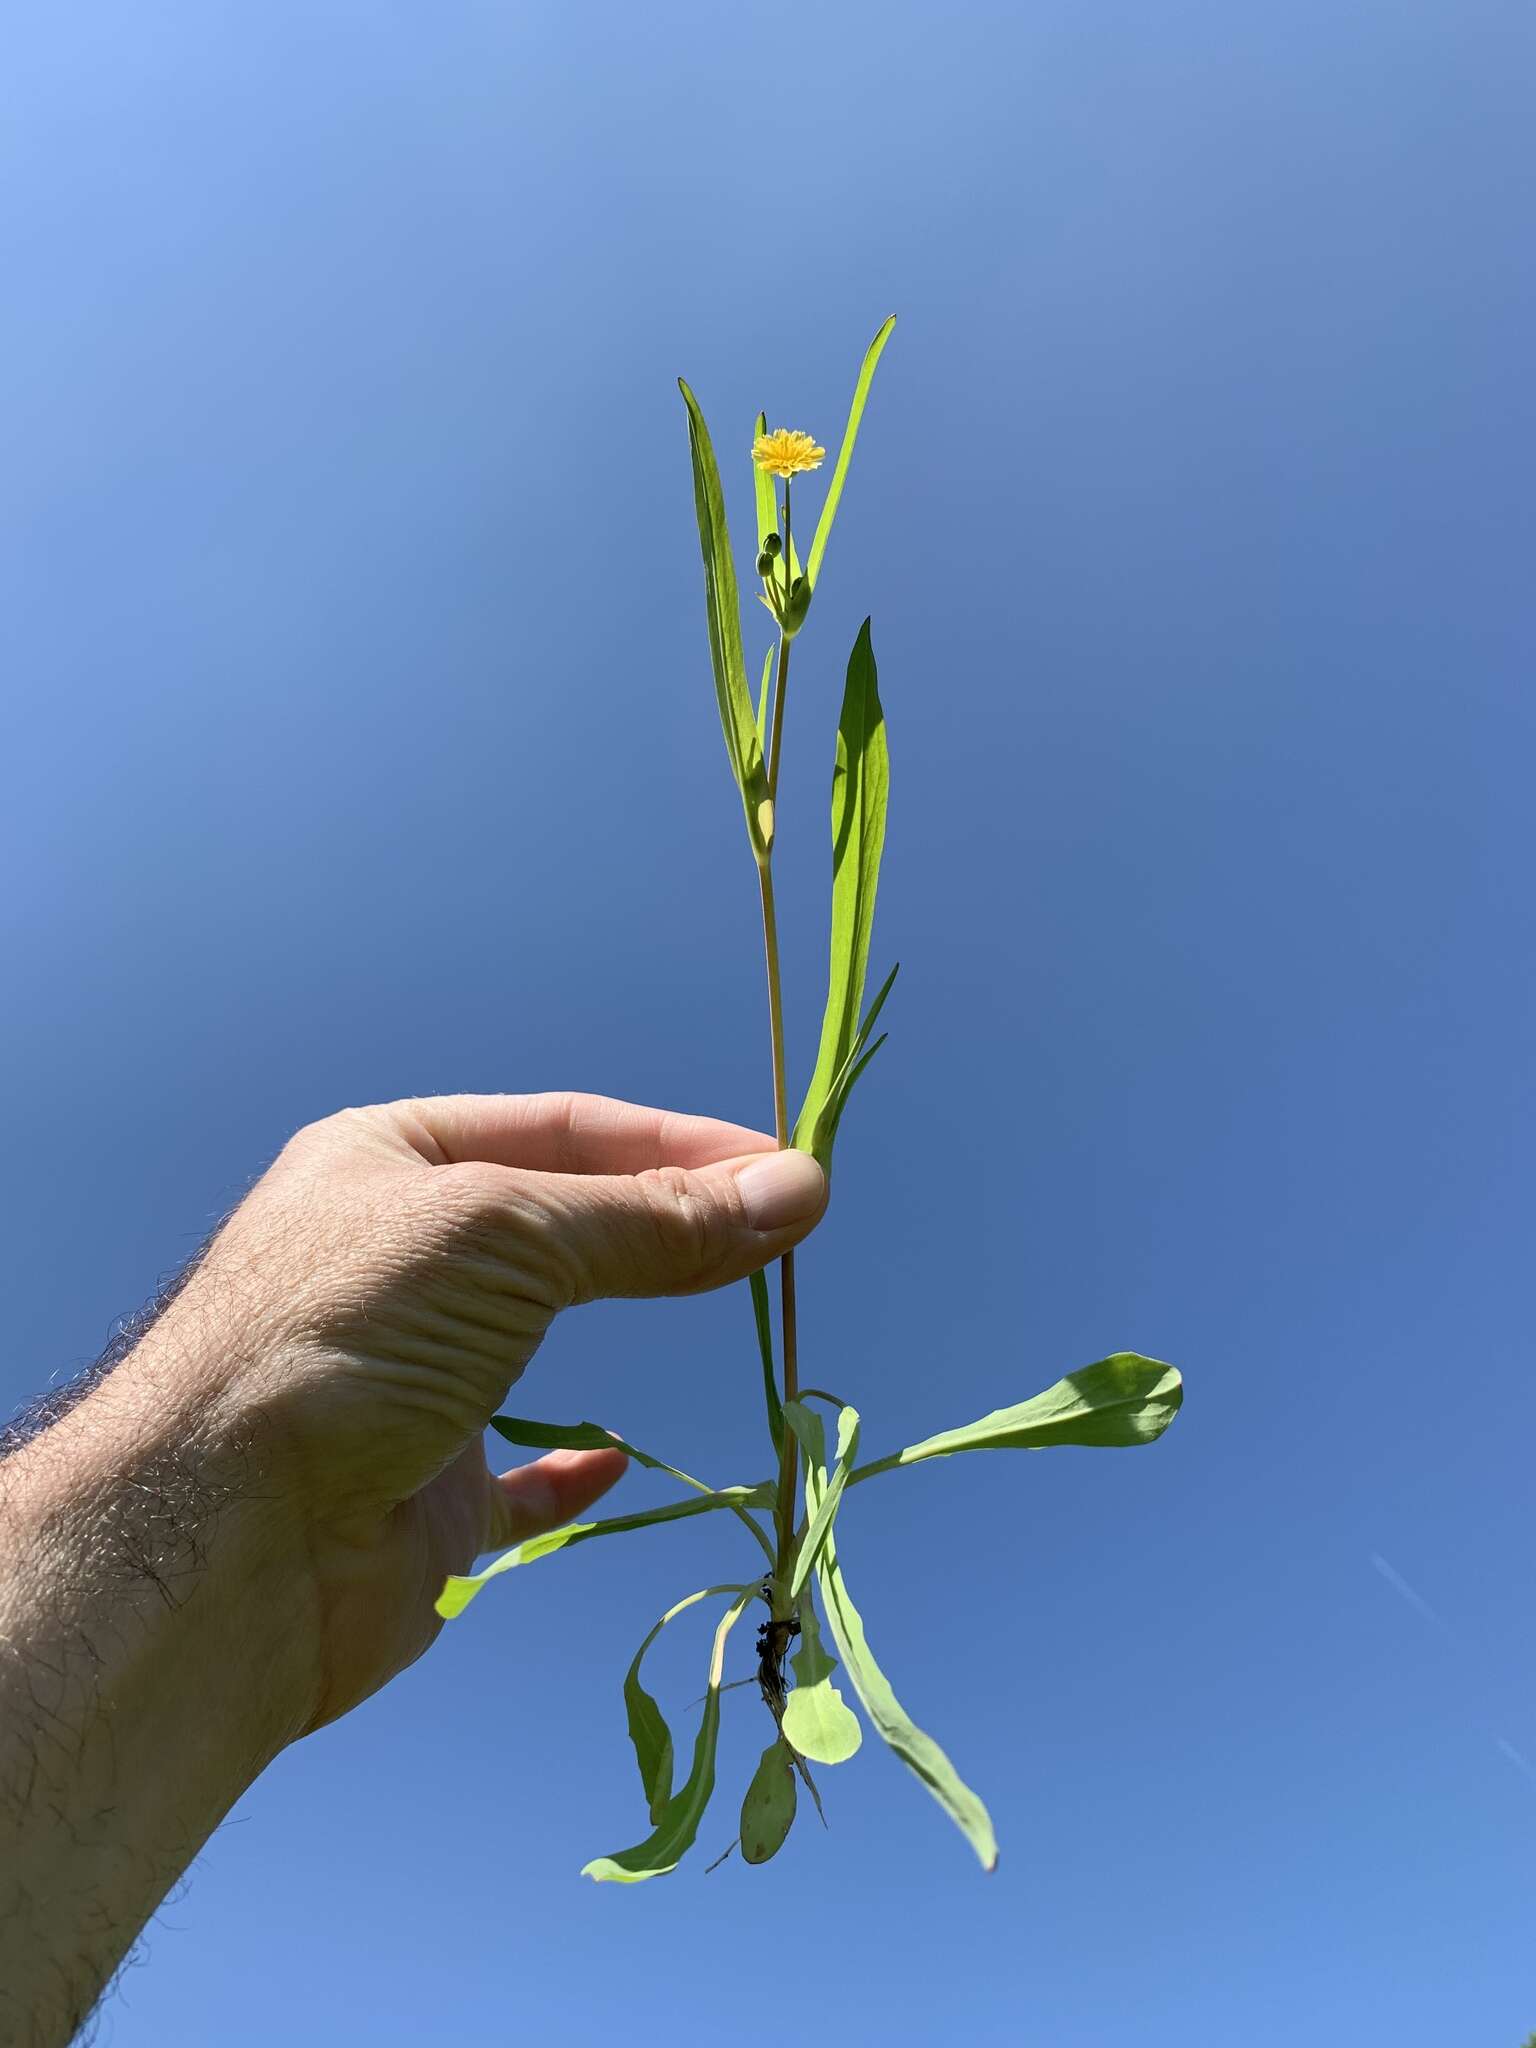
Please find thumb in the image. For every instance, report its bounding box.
[523,1147,828,1304]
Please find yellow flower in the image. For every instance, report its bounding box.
[752,428,826,479]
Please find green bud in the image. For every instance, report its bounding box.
[756,550,776,577]
[762,531,782,557]
[782,574,813,638]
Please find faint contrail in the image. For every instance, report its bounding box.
[1370,1551,1453,1635]
[1370,1552,1536,1798]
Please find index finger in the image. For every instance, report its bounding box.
[397,1091,779,1176]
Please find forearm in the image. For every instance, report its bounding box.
[0,1340,315,2048]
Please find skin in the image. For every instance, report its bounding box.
[0,1091,826,2048]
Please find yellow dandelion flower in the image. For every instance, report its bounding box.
[752,428,826,479]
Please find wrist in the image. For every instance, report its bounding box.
[3,1334,322,1763]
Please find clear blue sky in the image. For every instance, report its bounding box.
[4,3,1533,2041]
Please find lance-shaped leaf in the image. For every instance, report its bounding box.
[583,1588,755,1882]
[623,1585,751,1826]
[806,315,896,593]
[782,1580,862,1766]
[679,378,769,853]
[748,1272,784,1458]
[488,1413,776,1564]
[815,1528,998,1871]
[435,1485,773,1619]
[792,621,891,1170]
[784,1399,860,1601]
[848,1355,1183,1486]
[740,1736,798,1865]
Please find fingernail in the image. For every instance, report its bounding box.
[735,1149,826,1232]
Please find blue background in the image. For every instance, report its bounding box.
[4,3,1533,2041]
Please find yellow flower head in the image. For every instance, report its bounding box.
[752,428,826,479]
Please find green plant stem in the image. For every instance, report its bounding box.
[775,1252,799,1573]
[756,857,801,1589]
[755,858,790,1151]
[766,628,791,801]
[755,552,802,1600]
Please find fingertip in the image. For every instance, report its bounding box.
[492,1444,630,1543]
[733,1149,827,1234]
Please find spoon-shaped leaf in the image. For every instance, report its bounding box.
[740,1736,798,1865]
[583,1588,756,1882]
[806,315,896,593]
[782,1589,862,1766]
[848,1355,1183,1486]
[435,1485,774,1619]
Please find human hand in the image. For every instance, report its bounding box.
[131,1091,827,1732]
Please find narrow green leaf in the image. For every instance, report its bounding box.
[749,1271,784,1457]
[435,1486,773,1619]
[583,1589,755,1882]
[822,1031,888,1154]
[815,1530,998,1871]
[756,642,775,750]
[848,1356,1183,1487]
[623,1585,750,1826]
[792,620,891,1170]
[782,1586,862,1766]
[627,1660,673,1826]
[806,315,896,593]
[784,1399,860,1600]
[679,378,769,851]
[740,1737,798,1865]
[753,411,776,553]
[841,960,900,1080]
[492,1414,702,1493]
[488,1413,776,1564]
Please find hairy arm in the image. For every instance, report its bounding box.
[0,1093,824,2044]
[0,1320,313,2047]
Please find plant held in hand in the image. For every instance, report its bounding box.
[435,318,1184,1879]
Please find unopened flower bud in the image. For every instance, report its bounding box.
[756,551,776,577]
[762,532,782,557]
[782,575,813,638]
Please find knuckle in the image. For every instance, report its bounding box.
[634,1165,728,1281]
[429,1162,579,1311]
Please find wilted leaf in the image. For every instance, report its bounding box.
[622,1585,750,1826]
[583,1589,755,1882]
